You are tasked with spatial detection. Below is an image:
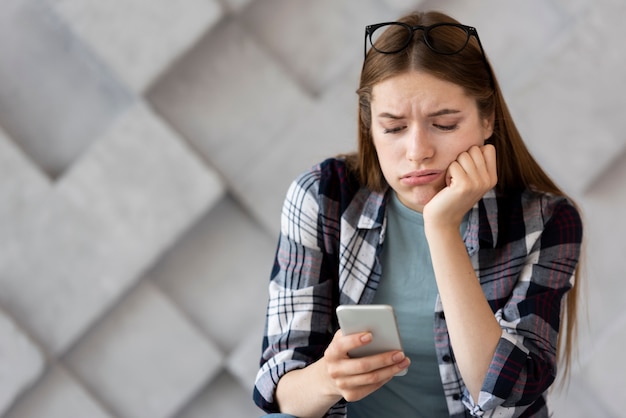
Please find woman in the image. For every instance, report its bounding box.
[253,10,583,418]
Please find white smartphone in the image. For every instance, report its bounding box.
[336,304,406,376]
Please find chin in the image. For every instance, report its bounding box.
[405,188,444,210]
[396,193,430,212]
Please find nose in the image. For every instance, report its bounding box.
[406,126,434,162]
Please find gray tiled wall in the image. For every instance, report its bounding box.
[1,1,624,417]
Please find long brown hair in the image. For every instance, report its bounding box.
[347,10,582,384]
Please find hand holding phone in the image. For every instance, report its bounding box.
[336,304,406,376]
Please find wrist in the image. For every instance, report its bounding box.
[276,359,342,418]
[424,220,462,240]
[312,357,343,401]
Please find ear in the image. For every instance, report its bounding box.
[482,112,495,141]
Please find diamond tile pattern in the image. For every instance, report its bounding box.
[0,310,45,416]
[4,365,112,418]
[65,281,223,418]
[1,0,624,417]
[50,0,223,92]
[0,0,133,178]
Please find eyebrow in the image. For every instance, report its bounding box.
[377,109,461,119]
[427,109,461,117]
[377,112,404,120]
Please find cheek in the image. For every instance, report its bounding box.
[448,132,486,157]
[373,134,404,155]
[374,141,401,169]
[372,141,398,179]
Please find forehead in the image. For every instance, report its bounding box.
[371,71,474,112]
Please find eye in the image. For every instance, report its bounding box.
[433,123,457,131]
[383,126,406,134]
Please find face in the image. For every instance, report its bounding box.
[370,71,493,212]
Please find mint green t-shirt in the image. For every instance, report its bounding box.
[347,193,467,417]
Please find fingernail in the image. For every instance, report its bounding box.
[360,333,372,343]
[392,352,405,362]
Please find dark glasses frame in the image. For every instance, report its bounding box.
[364,22,494,89]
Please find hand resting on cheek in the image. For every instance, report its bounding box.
[423,144,497,229]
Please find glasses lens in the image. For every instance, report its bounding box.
[370,23,412,54]
[424,24,470,55]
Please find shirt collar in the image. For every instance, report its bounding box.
[356,187,387,230]
[466,188,499,255]
[355,187,499,252]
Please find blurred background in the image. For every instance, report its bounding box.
[0,0,624,417]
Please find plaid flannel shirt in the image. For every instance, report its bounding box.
[253,158,582,417]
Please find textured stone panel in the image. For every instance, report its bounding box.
[551,0,591,15]
[65,281,223,418]
[147,18,311,186]
[509,1,626,194]
[0,2,624,417]
[420,0,568,89]
[175,372,263,418]
[574,152,626,344]
[0,185,127,356]
[0,102,224,356]
[4,365,112,418]
[57,101,224,252]
[240,0,395,95]
[151,195,274,353]
[221,0,257,14]
[226,320,266,392]
[234,69,360,233]
[0,130,50,215]
[0,310,45,416]
[581,315,626,417]
[548,377,612,418]
[379,0,426,14]
[0,0,132,177]
[50,0,223,92]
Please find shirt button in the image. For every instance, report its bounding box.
[452,394,461,400]
[442,354,451,362]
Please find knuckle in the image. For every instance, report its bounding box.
[343,391,361,403]
[362,370,381,386]
[327,367,340,380]
[356,360,373,375]
[323,346,338,361]
[335,379,349,391]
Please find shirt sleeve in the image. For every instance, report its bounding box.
[466,197,583,416]
[253,168,338,413]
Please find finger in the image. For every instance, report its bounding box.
[335,352,410,387]
[327,332,409,375]
[349,351,409,375]
[481,144,498,185]
[455,147,482,174]
[445,160,462,187]
[466,146,489,175]
[460,146,494,189]
[447,154,474,188]
[327,330,372,360]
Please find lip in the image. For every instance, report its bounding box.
[400,170,443,186]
